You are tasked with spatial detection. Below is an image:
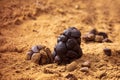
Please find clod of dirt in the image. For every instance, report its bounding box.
[57,8,65,14]
[81,61,91,68]
[96,71,107,79]
[66,61,77,72]
[25,67,30,70]
[14,19,22,25]
[43,68,56,74]
[0,54,1,58]
[0,73,2,79]
[53,27,83,64]
[15,70,21,73]
[27,13,36,20]
[103,48,112,56]
[26,45,53,65]
[80,67,89,72]
[95,35,104,42]
[0,37,7,47]
[65,74,78,80]
[32,29,38,33]
[0,32,3,35]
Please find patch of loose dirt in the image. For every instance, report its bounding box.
[0,0,120,80]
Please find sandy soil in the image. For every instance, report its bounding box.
[0,0,120,80]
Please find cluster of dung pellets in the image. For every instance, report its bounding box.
[52,27,83,64]
[82,28,112,43]
[26,45,53,65]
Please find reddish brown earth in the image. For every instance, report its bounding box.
[0,0,120,80]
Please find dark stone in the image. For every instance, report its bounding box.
[65,74,78,80]
[81,61,91,68]
[80,67,89,72]
[66,61,78,72]
[103,48,112,56]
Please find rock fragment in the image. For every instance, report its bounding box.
[66,61,78,72]
[103,48,112,56]
[81,61,91,68]
[80,67,89,72]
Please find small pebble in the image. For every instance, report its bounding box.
[15,70,21,73]
[26,67,30,70]
[32,29,38,32]
[75,5,80,9]
[103,48,112,56]
[66,61,77,72]
[80,67,89,72]
[96,71,107,79]
[81,61,91,68]
[65,74,77,80]
[14,19,22,25]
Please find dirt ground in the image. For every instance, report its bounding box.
[0,0,120,80]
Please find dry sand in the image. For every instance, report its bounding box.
[0,0,120,80]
